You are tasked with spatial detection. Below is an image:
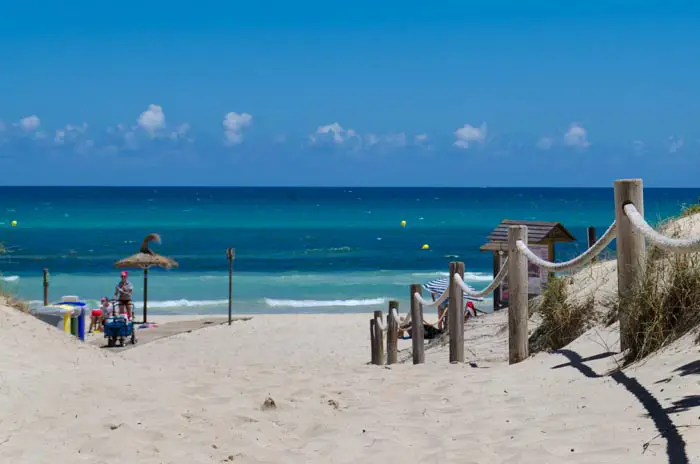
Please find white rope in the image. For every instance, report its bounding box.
[413,287,448,308]
[516,221,617,272]
[376,314,387,332]
[624,204,700,253]
[453,257,510,298]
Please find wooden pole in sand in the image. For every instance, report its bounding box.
[226,248,235,326]
[410,284,425,365]
[614,179,645,352]
[508,225,529,364]
[373,310,385,365]
[587,227,597,263]
[386,300,399,365]
[42,268,49,306]
[448,261,465,363]
[370,319,378,364]
[142,267,149,323]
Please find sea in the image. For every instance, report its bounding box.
[1,187,698,316]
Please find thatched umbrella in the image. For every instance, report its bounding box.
[115,233,178,323]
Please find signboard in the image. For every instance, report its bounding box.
[498,245,549,307]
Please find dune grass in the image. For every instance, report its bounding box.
[620,251,700,363]
[529,276,596,353]
[680,202,700,218]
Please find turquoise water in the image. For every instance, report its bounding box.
[1,187,698,315]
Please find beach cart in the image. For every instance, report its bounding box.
[103,314,137,347]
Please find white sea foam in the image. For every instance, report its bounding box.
[1,275,20,282]
[410,271,493,282]
[264,297,385,308]
[130,299,229,309]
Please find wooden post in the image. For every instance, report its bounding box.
[448,261,465,363]
[508,225,529,364]
[142,267,149,323]
[492,253,501,311]
[226,248,235,325]
[386,300,399,364]
[42,269,49,306]
[370,319,377,364]
[410,284,425,365]
[369,318,377,364]
[372,310,385,365]
[614,179,645,352]
[587,227,597,263]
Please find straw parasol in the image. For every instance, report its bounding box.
[115,233,178,323]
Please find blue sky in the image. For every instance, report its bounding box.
[1,1,699,187]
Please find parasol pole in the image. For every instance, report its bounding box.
[143,266,149,323]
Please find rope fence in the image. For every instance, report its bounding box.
[368,178,700,367]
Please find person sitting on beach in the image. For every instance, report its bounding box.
[465,301,477,320]
[115,271,133,320]
[89,297,110,333]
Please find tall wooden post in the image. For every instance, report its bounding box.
[508,225,529,364]
[448,261,465,363]
[386,300,399,364]
[410,284,425,365]
[142,267,149,323]
[587,227,597,263]
[370,319,377,364]
[372,310,385,365]
[226,248,235,325]
[614,179,645,352]
[42,269,49,306]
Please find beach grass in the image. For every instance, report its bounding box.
[680,202,700,218]
[528,276,596,353]
[620,251,700,364]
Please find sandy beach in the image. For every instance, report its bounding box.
[2,291,700,464]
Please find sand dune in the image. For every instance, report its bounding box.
[2,296,700,463]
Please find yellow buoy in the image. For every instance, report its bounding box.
[10,220,17,227]
[421,244,430,250]
[400,220,407,228]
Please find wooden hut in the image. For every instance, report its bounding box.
[479,220,576,311]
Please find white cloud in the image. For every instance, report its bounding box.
[222,112,253,145]
[563,123,589,148]
[536,137,553,150]
[170,123,191,140]
[454,123,487,149]
[364,132,407,148]
[53,123,89,146]
[312,122,357,144]
[668,136,684,153]
[414,133,428,144]
[19,115,40,132]
[137,104,165,135]
[54,130,66,145]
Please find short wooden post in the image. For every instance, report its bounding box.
[226,248,235,325]
[587,227,597,263]
[448,261,465,363]
[373,310,385,365]
[410,284,425,365]
[42,268,49,306]
[508,225,529,364]
[370,319,378,364]
[614,179,645,352]
[386,300,399,364]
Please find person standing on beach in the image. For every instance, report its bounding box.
[115,271,133,320]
